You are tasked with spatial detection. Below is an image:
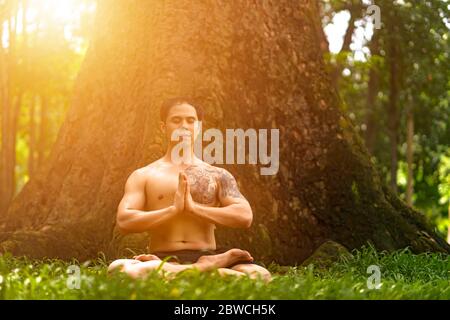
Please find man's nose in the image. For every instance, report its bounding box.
[181,119,189,129]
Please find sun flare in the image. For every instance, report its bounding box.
[2,0,96,50]
[14,0,94,34]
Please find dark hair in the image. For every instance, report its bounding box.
[160,97,204,122]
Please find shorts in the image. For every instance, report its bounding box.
[150,247,257,268]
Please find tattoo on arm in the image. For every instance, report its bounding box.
[219,170,244,199]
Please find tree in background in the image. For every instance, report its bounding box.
[322,0,450,240]
[0,0,95,212]
[0,0,448,263]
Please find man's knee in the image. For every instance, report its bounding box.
[231,264,271,281]
[122,260,165,278]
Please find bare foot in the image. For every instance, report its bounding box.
[133,254,161,262]
[196,249,253,270]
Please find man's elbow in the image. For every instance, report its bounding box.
[116,212,132,235]
[242,215,253,228]
[116,221,130,235]
[240,207,253,228]
[116,223,131,235]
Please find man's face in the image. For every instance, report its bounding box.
[161,103,200,146]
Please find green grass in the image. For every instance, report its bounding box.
[0,246,449,299]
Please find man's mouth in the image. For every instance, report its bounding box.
[178,131,192,137]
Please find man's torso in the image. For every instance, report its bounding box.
[142,159,223,252]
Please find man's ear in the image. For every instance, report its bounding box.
[159,121,166,134]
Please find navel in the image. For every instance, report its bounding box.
[157,194,164,200]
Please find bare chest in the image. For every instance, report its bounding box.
[145,165,220,209]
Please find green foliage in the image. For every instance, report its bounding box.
[438,152,450,205]
[0,246,448,300]
[323,0,450,230]
[2,0,96,195]
[436,152,450,236]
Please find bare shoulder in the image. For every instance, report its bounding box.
[141,159,165,175]
[144,158,166,170]
[197,162,231,178]
[188,162,232,180]
[129,159,164,182]
[207,165,244,199]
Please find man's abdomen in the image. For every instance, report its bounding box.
[149,214,216,252]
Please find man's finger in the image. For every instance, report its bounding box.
[183,173,189,191]
[185,180,190,195]
[178,172,183,188]
[178,172,186,192]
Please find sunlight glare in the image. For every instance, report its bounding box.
[1,0,96,51]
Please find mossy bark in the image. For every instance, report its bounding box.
[0,0,448,264]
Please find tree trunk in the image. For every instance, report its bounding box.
[406,104,414,207]
[314,1,329,55]
[28,96,37,177]
[364,33,380,155]
[37,95,48,168]
[0,2,19,214]
[10,92,21,185]
[0,17,10,213]
[386,17,400,195]
[0,0,448,264]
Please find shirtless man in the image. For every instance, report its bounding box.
[108,97,271,281]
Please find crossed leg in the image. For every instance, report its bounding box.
[231,263,272,282]
[108,248,256,279]
[197,254,271,281]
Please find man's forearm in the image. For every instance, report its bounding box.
[117,206,176,233]
[190,203,252,228]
